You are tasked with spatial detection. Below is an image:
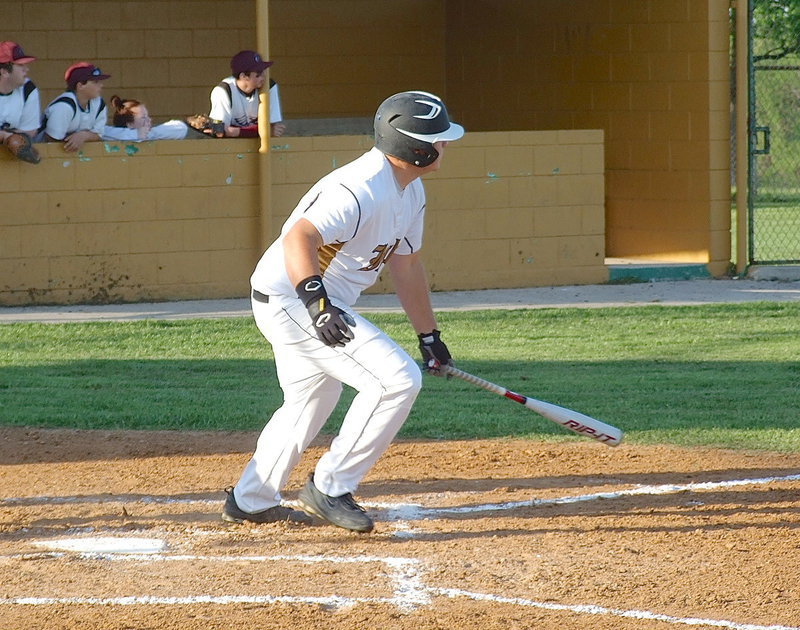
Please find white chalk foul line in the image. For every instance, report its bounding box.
[373,472,800,519]
[5,594,357,608]
[0,554,429,612]
[435,588,800,630]
[4,472,798,514]
[0,495,217,506]
[1,473,797,627]
[2,554,797,630]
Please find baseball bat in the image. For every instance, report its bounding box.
[442,365,623,446]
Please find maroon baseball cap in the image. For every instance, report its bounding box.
[65,62,111,86]
[0,41,36,65]
[230,50,272,75]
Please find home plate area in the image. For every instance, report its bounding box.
[1,428,799,630]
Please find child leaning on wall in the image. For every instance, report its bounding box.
[37,62,111,153]
[102,95,210,142]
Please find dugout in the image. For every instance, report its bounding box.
[0,0,730,305]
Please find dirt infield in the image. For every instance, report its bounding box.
[1,427,799,630]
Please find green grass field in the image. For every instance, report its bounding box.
[2,303,799,451]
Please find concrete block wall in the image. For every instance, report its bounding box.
[4,0,446,123]
[5,0,259,122]
[269,0,447,118]
[443,0,732,273]
[0,140,261,305]
[2,131,605,305]
[420,130,607,290]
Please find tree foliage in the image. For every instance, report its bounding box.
[753,0,800,62]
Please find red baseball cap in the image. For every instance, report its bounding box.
[230,50,272,76]
[0,41,36,65]
[65,62,111,86]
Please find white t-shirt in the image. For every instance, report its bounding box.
[0,79,40,133]
[101,120,190,142]
[251,147,426,306]
[209,77,282,126]
[40,91,107,140]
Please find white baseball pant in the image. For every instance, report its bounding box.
[233,294,422,512]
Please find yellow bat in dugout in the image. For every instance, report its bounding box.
[442,365,623,447]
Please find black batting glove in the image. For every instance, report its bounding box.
[296,275,355,347]
[418,329,452,376]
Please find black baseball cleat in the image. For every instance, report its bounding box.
[221,486,311,525]
[296,475,374,533]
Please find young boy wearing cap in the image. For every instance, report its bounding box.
[207,50,284,138]
[39,62,111,152]
[0,41,41,163]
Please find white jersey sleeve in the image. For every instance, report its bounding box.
[101,125,138,141]
[146,120,190,140]
[19,84,40,133]
[303,184,363,246]
[42,95,76,140]
[0,80,39,133]
[89,98,107,136]
[269,82,282,124]
[208,83,232,125]
[102,120,189,142]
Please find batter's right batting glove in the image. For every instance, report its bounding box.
[418,329,453,377]
[296,275,355,347]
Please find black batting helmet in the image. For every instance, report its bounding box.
[374,91,464,167]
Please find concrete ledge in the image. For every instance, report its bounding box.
[607,261,711,283]
[282,117,373,137]
[748,265,800,281]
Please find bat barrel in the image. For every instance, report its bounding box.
[443,364,623,447]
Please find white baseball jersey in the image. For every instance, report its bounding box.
[0,79,40,133]
[209,77,282,126]
[251,146,426,306]
[39,91,107,140]
[101,120,190,142]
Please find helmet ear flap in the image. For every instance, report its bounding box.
[408,145,440,167]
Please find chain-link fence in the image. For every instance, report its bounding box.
[749,1,800,264]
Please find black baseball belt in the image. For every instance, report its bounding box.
[251,289,270,303]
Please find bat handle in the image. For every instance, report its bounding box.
[442,365,507,396]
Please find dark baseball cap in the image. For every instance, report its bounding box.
[230,50,272,75]
[65,62,111,86]
[0,41,36,65]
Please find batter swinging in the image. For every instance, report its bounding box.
[222,91,464,532]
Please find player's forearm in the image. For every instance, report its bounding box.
[63,130,100,151]
[388,254,437,334]
[283,219,324,287]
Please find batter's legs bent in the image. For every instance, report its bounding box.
[233,297,422,513]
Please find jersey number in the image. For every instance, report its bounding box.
[360,240,401,272]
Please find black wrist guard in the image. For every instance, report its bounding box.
[295,275,327,309]
[295,275,355,347]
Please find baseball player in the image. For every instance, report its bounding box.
[38,62,110,152]
[208,50,284,138]
[222,90,464,532]
[0,41,41,164]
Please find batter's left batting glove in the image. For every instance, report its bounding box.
[418,329,452,377]
[296,275,355,347]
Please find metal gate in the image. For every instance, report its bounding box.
[748,0,800,264]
